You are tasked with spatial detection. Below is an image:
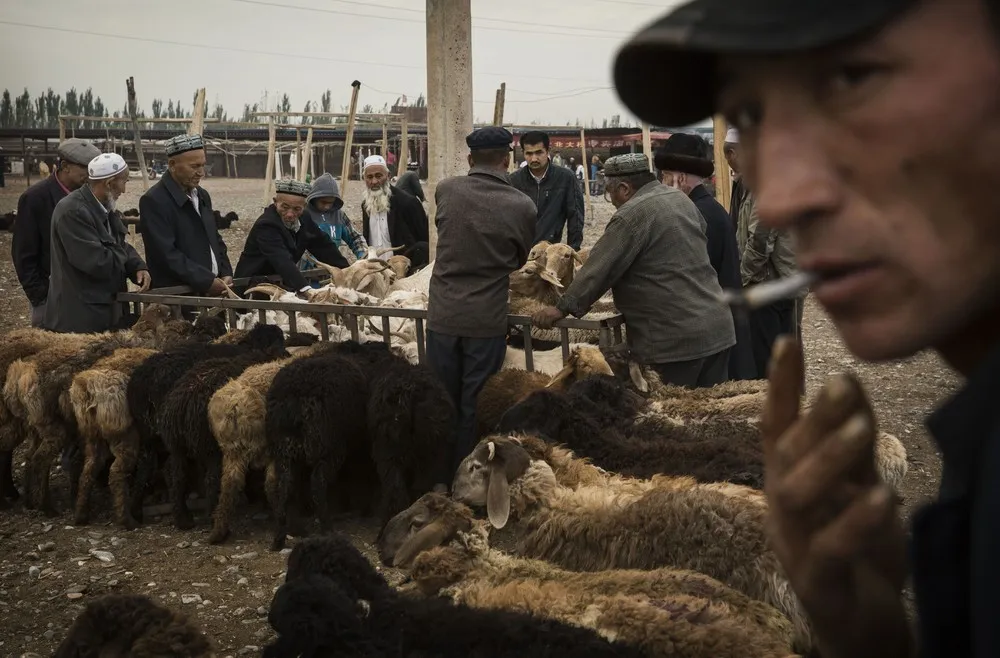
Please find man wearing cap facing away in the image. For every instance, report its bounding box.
[428,126,536,475]
[533,153,736,389]
[235,179,349,295]
[12,138,101,327]
[655,133,755,381]
[46,153,151,333]
[139,133,233,297]
[614,0,1000,655]
[360,154,429,269]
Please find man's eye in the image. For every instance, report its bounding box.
[824,61,889,98]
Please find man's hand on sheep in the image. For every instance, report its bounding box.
[760,336,911,658]
[531,306,565,329]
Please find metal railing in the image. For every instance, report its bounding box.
[117,272,626,371]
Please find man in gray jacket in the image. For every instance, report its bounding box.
[46,153,151,333]
[428,126,536,475]
[533,153,735,388]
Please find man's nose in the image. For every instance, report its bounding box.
[751,118,842,231]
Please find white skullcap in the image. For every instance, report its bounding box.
[88,153,128,180]
[725,128,739,145]
[363,154,388,172]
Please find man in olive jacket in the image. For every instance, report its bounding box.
[46,153,150,333]
[428,127,536,476]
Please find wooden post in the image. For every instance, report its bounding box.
[579,128,592,221]
[294,128,302,181]
[223,128,231,178]
[189,88,206,136]
[126,77,150,191]
[22,135,30,186]
[303,127,314,181]
[340,80,362,196]
[641,122,652,171]
[712,114,732,212]
[381,121,388,159]
[58,118,66,143]
[263,117,276,206]
[493,82,506,126]
[397,115,409,178]
[321,143,327,174]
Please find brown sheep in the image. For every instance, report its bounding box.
[70,347,159,528]
[53,593,212,657]
[452,436,815,652]
[378,494,797,658]
[542,243,584,288]
[526,240,552,267]
[475,346,615,437]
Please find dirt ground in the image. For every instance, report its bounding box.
[0,176,954,656]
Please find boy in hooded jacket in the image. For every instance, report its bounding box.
[300,173,369,270]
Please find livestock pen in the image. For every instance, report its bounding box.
[116,273,627,371]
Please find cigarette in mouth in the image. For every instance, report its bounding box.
[719,271,818,309]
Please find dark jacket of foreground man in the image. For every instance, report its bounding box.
[45,186,146,333]
[139,171,232,292]
[429,166,536,338]
[235,205,350,291]
[509,162,585,250]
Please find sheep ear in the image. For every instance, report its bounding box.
[545,362,575,390]
[628,362,649,393]
[486,465,511,529]
[394,520,452,569]
[539,268,564,288]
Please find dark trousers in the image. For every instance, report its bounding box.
[728,311,760,381]
[650,347,731,389]
[426,330,507,475]
[747,299,795,379]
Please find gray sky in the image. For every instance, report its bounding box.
[0,0,695,127]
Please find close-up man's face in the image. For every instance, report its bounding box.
[169,149,207,190]
[718,0,1000,363]
[274,193,305,223]
[364,167,388,191]
[523,142,549,172]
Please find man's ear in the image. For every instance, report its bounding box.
[467,153,475,168]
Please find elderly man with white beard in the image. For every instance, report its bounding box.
[360,154,429,270]
[45,152,151,333]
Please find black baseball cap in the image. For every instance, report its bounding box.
[613,0,917,127]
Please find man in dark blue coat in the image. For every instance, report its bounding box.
[235,178,349,294]
[139,133,232,296]
[655,133,755,381]
[12,138,100,326]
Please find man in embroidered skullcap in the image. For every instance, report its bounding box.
[139,133,232,297]
[235,178,349,295]
[360,154,429,269]
[427,126,536,476]
[532,153,736,388]
[45,152,151,333]
[655,132,755,381]
[12,137,100,326]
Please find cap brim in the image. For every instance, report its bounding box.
[613,0,914,127]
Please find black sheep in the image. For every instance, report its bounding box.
[212,209,239,230]
[0,210,15,232]
[266,534,647,658]
[157,347,287,530]
[498,384,766,488]
[54,593,212,657]
[265,352,370,550]
[126,325,285,523]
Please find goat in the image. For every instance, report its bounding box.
[451,437,815,652]
[377,493,797,658]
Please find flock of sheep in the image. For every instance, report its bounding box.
[4,241,909,657]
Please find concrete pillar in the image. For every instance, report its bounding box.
[426,0,473,260]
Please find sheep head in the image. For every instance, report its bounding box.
[245,283,301,302]
[543,243,583,288]
[376,493,473,569]
[545,345,615,390]
[386,255,411,280]
[509,261,563,299]
[452,437,531,530]
[527,240,552,267]
[130,303,173,337]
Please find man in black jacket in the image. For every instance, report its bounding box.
[508,130,585,250]
[614,0,1000,655]
[235,178,349,294]
[361,154,429,269]
[12,138,100,326]
[394,161,425,202]
[138,133,232,296]
[655,133,755,381]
